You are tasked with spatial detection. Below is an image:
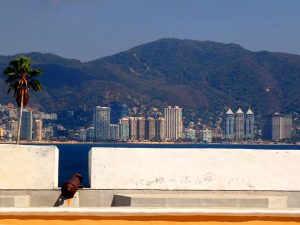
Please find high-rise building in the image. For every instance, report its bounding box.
[21,110,33,141]
[86,127,94,142]
[33,119,43,141]
[9,120,18,140]
[119,118,129,141]
[145,117,156,141]
[263,113,293,141]
[79,128,86,142]
[110,124,119,140]
[155,117,166,141]
[245,108,255,140]
[262,114,272,140]
[163,106,183,140]
[137,117,145,141]
[235,108,245,140]
[225,108,235,140]
[93,106,111,141]
[108,103,128,124]
[279,115,293,140]
[271,113,281,141]
[129,117,138,140]
[200,129,212,143]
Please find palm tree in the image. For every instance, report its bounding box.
[3,57,43,144]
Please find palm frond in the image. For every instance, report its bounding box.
[29,80,43,91]
[3,56,43,108]
[29,68,43,77]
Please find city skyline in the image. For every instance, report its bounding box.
[0,102,296,143]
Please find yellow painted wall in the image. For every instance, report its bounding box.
[1,215,300,225]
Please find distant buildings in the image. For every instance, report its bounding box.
[137,117,145,141]
[1,100,295,143]
[79,128,87,142]
[86,127,94,142]
[119,118,129,141]
[200,129,212,143]
[8,120,18,140]
[110,124,119,141]
[155,117,166,141]
[235,108,245,140]
[93,106,111,141]
[225,108,235,140]
[245,109,255,140]
[33,119,43,141]
[163,106,183,140]
[224,108,255,141]
[184,128,196,141]
[21,110,33,141]
[145,117,156,141]
[263,113,293,141]
[129,117,138,140]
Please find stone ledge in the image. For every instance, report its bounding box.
[112,194,287,208]
[1,207,300,217]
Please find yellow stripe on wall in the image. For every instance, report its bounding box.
[1,215,300,225]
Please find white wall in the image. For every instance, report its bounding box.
[89,147,300,190]
[0,144,59,189]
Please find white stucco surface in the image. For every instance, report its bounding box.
[0,144,59,189]
[89,147,300,190]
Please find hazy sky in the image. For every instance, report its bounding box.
[0,0,299,61]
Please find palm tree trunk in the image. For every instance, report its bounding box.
[16,92,24,145]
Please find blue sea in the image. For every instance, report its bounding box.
[53,143,300,187]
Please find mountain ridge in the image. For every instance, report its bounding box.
[0,38,299,118]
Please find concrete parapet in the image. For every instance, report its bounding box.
[0,195,30,207]
[89,148,300,190]
[112,193,287,208]
[0,144,59,189]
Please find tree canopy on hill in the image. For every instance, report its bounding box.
[0,38,299,117]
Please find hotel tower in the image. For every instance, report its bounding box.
[163,106,183,140]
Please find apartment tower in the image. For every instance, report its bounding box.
[225,108,235,140]
[245,108,255,139]
[163,106,183,140]
[93,106,111,141]
[235,108,245,140]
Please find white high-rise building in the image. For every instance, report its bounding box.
[79,128,87,142]
[225,108,235,140]
[163,106,183,140]
[235,108,245,140]
[93,106,111,141]
[119,118,129,141]
[33,119,43,141]
[245,108,255,140]
[9,120,18,140]
[86,127,94,142]
[110,124,119,141]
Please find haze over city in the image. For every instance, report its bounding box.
[0,0,300,61]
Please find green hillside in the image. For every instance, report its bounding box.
[1,38,300,117]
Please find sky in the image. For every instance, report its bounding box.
[0,0,299,61]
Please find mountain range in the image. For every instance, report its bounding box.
[1,38,300,118]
